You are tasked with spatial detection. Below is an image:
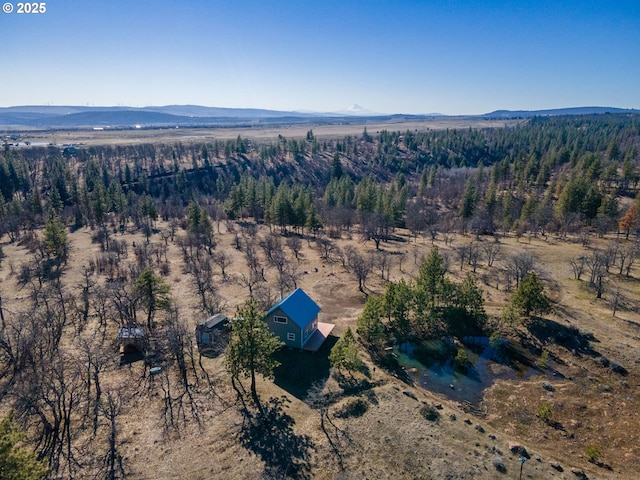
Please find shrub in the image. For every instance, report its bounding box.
[335,398,368,418]
[585,444,601,463]
[454,348,469,372]
[537,350,550,370]
[537,401,552,422]
[159,262,171,276]
[492,456,507,473]
[489,330,502,349]
[420,404,440,422]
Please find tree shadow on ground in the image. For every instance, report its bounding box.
[527,317,600,357]
[332,371,380,405]
[240,396,314,480]
[592,460,614,472]
[273,335,338,400]
[119,350,145,365]
[547,419,565,431]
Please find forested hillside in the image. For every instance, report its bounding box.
[2,114,639,242]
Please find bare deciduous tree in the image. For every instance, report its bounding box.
[428,226,439,245]
[610,285,623,316]
[455,243,471,271]
[398,251,407,273]
[285,261,300,290]
[569,256,587,280]
[360,212,388,250]
[92,285,114,336]
[604,242,619,272]
[108,280,139,327]
[482,241,501,267]
[244,237,263,279]
[212,251,231,280]
[261,233,282,265]
[618,244,638,277]
[267,242,290,297]
[237,270,263,297]
[373,250,391,281]
[586,250,606,286]
[468,242,480,272]
[15,351,85,477]
[183,249,222,316]
[344,246,373,293]
[316,237,337,262]
[503,252,536,289]
[286,235,303,260]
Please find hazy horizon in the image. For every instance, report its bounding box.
[1,104,637,118]
[1,1,639,115]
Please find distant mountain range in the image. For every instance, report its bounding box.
[483,106,640,118]
[0,105,637,129]
[0,105,321,128]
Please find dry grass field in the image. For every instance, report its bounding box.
[1,214,638,479]
[9,117,523,146]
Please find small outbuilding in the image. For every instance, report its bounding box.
[265,288,335,351]
[117,326,145,354]
[196,313,229,353]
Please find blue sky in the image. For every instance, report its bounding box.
[1,0,639,114]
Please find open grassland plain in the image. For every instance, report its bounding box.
[1,218,638,479]
[5,118,523,146]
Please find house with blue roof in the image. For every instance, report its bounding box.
[265,288,335,351]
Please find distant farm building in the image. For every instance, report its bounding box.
[265,288,335,351]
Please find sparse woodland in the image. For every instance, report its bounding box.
[0,114,639,479]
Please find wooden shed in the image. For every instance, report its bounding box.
[196,313,229,353]
[117,326,145,354]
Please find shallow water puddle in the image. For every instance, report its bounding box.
[395,337,540,405]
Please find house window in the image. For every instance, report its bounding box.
[274,316,288,324]
[287,333,296,341]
